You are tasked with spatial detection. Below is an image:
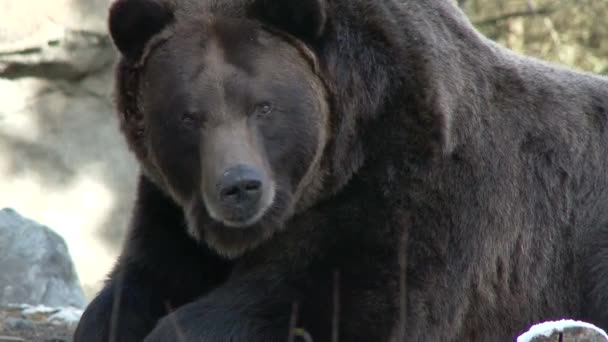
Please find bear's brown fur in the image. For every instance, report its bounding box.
[75,0,608,341]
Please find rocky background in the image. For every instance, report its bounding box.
[0,208,86,341]
[0,0,137,301]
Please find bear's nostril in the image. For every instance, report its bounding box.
[221,186,240,198]
[217,165,265,220]
[244,180,261,192]
[220,180,261,199]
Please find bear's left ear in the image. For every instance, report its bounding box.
[250,0,328,41]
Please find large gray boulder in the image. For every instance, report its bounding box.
[0,208,86,308]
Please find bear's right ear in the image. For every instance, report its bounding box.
[108,0,174,62]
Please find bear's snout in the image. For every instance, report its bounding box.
[203,163,274,228]
[197,120,278,228]
[218,165,264,217]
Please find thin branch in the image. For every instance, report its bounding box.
[397,223,409,342]
[109,272,123,342]
[474,7,556,27]
[293,329,314,342]
[164,302,187,342]
[331,270,340,342]
[287,302,299,342]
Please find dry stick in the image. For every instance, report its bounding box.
[293,329,314,342]
[108,271,124,342]
[397,257,407,341]
[331,270,340,342]
[287,301,300,342]
[397,228,409,342]
[474,7,555,27]
[164,302,187,342]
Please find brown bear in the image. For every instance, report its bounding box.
[74,0,608,341]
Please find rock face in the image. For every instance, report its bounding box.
[0,0,113,80]
[0,0,138,299]
[0,208,86,309]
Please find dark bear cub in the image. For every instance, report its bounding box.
[75,0,608,341]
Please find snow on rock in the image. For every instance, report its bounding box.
[21,304,59,316]
[518,319,608,342]
[8,303,83,325]
[48,306,84,325]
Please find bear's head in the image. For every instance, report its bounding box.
[109,0,334,257]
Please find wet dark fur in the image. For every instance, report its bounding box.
[74,0,608,341]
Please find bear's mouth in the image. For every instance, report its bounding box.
[185,187,292,258]
[213,206,271,228]
[198,163,277,228]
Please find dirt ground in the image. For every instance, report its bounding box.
[0,306,76,342]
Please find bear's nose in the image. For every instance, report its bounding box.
[217,165,264,219]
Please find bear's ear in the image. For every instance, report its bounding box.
[251,0,328,41]
[108,0,174,62]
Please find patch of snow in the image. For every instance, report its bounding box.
[517,319,608,342]
[47,306,83,325]
[6,303,83,325]
[21,304,59,316]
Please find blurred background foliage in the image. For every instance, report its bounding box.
[458,0,608,74]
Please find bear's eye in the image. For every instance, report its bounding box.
[180,111,199,127]
[253,102,273,117]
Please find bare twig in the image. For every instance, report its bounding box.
[287,301,299,342]
[397,227,409,342]
[108,272,124,342]
[543,17,562,48]
[164,302,187,342]
[474,7,556,27]
[526,0,537,12]
[293,328,314,342]
[331,270,340,342]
